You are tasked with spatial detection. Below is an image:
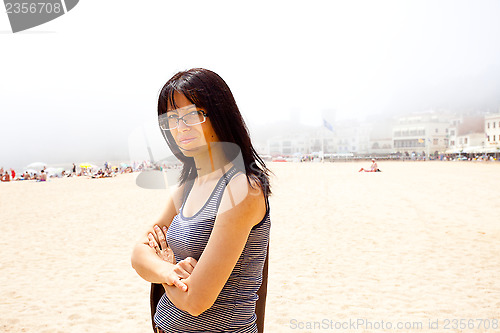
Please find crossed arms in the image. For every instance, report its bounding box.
[131,175,266,316]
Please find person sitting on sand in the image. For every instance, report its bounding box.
[37,170,47,182]
[1,171,11,182]
[359,159,381,172]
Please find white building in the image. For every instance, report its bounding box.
[446,115,486,154]
[485,113,500,151]
[330,120,373,155]
[453,133,486,154]
[392,111,453,157]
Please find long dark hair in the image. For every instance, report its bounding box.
[157,68,272,198]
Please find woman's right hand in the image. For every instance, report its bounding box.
[163,257,198,291]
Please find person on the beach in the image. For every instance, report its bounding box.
[1,171,11,182]
[131,68,272,333]
[37,170,47,181]
[359,159,380,172]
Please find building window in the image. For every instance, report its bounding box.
[451,130,455,136]
[464,138,468,144]
[433,138,438,145]
[488,122,490,129]
[488,136,490,142]
[494,135,497,142]
[446,128,449,133]
[435,128,438,133]
[494,122,497,128]
[451,140,455,146]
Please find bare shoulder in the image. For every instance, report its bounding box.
[217,172,266,228]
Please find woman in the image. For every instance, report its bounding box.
[358,159,381,172]
[131,68,272,332]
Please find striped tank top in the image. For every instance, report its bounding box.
[154,165,271,332]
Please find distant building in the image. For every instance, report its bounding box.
[392,111,453,157]
[267,118,393,157]
[485,113,500,152]
[367,115,394,156]
[267,132,314,156]
[264,110,497,158]
[253,142,269,156]
[369,138,393,155]
[446,115,486,154]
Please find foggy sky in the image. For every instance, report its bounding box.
[1,0,500,171]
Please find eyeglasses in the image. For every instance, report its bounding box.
[159,109,208,131]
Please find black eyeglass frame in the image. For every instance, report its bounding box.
[159,110,208,131]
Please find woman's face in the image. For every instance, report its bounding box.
[166,92,220,157]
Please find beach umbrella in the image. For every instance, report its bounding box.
[45,167,64,177]
[79,163,92,168]
[26,162,47,171]
[25,169,38,176]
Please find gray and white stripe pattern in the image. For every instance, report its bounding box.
[154,165,271,332]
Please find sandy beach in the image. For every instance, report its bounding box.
[1,161,499,332]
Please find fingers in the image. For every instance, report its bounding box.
[171,257,197,280]
[154,225,168,251]
[173,277,188,292]
[177,257,197,274]
[172,265,191,279]
[147,233,159,252]
[166,271,188,292]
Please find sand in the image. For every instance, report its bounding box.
[1,161,499,332]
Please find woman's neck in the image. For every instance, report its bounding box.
[192,142,232,183]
